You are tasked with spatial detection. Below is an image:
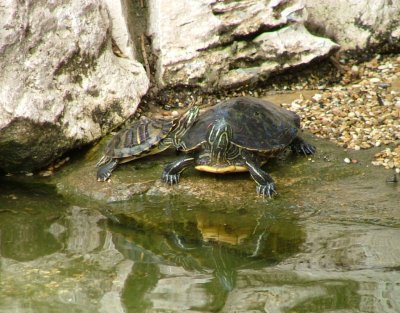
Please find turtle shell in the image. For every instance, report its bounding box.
[103,117,174,160]
[180,96,300,152]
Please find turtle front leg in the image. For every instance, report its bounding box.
[290,137,316,155]
[242,151,277,197]
[162,156,195,185]
[97,158,119,181]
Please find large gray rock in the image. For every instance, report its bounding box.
[0,0,149,172]
[148,0,400,90]
[148,0,340,89]
[305,0,400,51]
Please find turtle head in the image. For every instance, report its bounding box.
[171,106,200,147]
[179,106,200,129]
[207,118,234,163]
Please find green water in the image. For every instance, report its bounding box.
[0,179,304,312]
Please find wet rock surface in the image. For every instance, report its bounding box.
[55,126,399,221]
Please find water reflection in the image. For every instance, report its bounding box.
[109,201,305,311]
[1,180,400,312]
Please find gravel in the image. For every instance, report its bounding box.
[280,54,400,170]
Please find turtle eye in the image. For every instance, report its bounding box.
[254,111,261,117]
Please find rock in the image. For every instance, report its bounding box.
[104,0,137,59]
[0,0,149,172]
[148,0,339,89]
[305,0,400,52]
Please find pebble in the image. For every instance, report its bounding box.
[39,170,53,177]
[344,158,351,164]
[312,93,322,102]
[351,65,359,78]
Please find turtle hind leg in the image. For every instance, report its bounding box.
[242,151,277,197]
[290,137,316,155]
[97,159,119,181]
[162,156,195,185]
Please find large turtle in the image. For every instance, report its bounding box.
[161,96,316,197]
[96,106,200,181]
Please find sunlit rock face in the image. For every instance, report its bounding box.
[305,0,400,51]
[147,0,400,89]
[147,0,340,89]
[0,0,149,172]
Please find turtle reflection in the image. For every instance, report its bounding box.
[109,209,305,309]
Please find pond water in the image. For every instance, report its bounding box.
[0,179,304,312]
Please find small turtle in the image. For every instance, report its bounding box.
[96,106,200,181]
[161,96,316,197]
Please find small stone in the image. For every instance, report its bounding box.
[351,159,358,164]
[344,158,351,164]
[39,170,53,177]
[370,77,381,83]
[350,65,360,78]
[378,83,391,89]
[311,93,322,102]
[171,110,179,117]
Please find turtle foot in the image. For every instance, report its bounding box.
[96,160,118,182]
[256,183,277,198]
[291,138,316,155]
[161,172,180,185]
[161,157,195,186]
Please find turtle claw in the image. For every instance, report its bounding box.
[162,172,180,185]
[97,176,109,182]
[291,139,316,156]
[302,143,316,155]
[256,183,277,198]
